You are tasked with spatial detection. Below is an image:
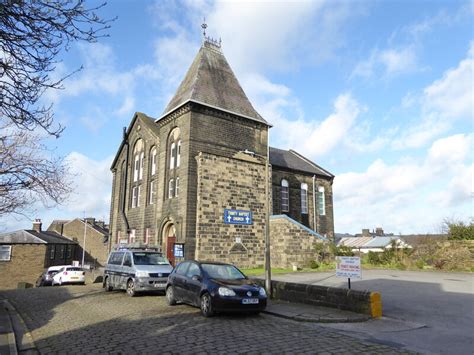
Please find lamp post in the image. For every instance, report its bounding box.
[242,139,272,297]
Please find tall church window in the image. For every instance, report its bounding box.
[149,181,156,204]
[133,139,144,182]
[168,179,174,199]
[318,186,326,216]
[132,185,141,208]
[281,179,289,212]
[170,142,175,170]
[176,140,181,167]
[139,152,144,180]
[301,183,308,214]
[175,177,180,197]
[133,154,140,182]
[150,147,157,175]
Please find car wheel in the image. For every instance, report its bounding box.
[166,286,177,306]
[200,293,214,317]
[104,277,113,292]
[126,279,136,297]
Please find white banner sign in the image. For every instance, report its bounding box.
[336,256,361,279]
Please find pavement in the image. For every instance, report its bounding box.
[0,286,382,354]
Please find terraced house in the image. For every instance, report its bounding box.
[109,34,334,268]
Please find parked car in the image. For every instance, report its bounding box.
[35,265,66,287]
[52,266,86,286]
[166,261,267,317]
[103,247,173,296]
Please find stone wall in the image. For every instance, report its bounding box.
[195,152,269,268]
[271,169,334,239]
[0,244,46,289]
[270,215,326,268]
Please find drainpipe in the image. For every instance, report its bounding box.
[312,175,317,233]
[120,127,131,234]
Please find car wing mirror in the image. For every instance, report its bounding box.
[192,275,202,282]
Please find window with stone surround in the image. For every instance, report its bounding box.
[177,140,181,167]
[175,177,180,197]
[318,186,326,216]
[49,245,56,260]
[170,142,175,169]
[66,245,73,259]
[150,147,157,175]
[0,245,12,261]
[168,179,174,199]
[149,180,156,204]
[132,185,141,208]
[301,183,308,214]
[281,179,289,212]
[133,139,144,182]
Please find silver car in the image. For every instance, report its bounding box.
[103,248,173,296]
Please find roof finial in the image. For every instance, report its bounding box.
[201,17,207,37]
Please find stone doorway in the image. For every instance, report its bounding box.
[163,224,176,266]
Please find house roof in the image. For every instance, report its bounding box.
[161,40,268,126]
[338,236,411,249]
[0,230,76,245]
[269,147,334,178]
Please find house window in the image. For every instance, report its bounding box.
[301,183,308,214]
[168,179,174,198]
[318,186,326,216]
[281,179,289,212]
[132,185,141,208]
[58,245,65,260]
[66,245,73,259]
[175,177,180,197]
[150,147,157,175]
[176,140,181,167]
[170,142,175,170]
[149,180,156,204]
[49,245,56,260]
[0,245,12,261]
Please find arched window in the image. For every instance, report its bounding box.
[176,140,181,167]
[318,186,326,216]
[149,180,156,204]
[301,183,308,214]
[150,147,157,175]
[281,179,289,212]
[133,139,144,182]
[170,142,176,170]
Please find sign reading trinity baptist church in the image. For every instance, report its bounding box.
[223,209,253,225]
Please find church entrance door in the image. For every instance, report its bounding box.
[164,224,176,266]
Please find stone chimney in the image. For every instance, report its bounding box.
[32,219,42,232]
[362,228,370,237]
[84,217,96,225]
[375,227,384,236]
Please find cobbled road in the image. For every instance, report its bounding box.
[2,284,412,354]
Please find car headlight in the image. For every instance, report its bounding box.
[259,287,267,297]
[218,287,236,296]
[135,271,148,278]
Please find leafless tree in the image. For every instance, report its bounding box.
[0,0,114,217]
[1,0,115,136]
[0,122,72,217]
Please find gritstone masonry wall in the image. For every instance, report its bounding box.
[195,152,270,268]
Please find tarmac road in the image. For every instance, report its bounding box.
[272,269,474,355]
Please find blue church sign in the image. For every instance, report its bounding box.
[224,209,253,225]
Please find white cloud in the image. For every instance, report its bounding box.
[422,41,474,120]
[64,152,113,217]
[335,133,473,233]
[115,96,136,117]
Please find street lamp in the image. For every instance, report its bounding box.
[241,143,272,297]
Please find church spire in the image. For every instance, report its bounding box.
[200,18,221,50]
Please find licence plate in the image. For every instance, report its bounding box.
[71,277,79,280]
[242,298,259,304]
[154,283,166,288]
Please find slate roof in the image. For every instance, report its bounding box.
[161,41,268,125]
[0,230,76,245]
[338,236,411,249]
[269,147,334,178]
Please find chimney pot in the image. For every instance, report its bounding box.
[33,219,42,232]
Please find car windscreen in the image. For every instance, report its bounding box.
[132,252,169,265]
[201,264,246,280]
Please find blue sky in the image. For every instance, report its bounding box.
[4,0,473,234]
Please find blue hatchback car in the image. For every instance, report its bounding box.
[165,261,267,317]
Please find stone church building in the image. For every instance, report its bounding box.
[109,36,334,268]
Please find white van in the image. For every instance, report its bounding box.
[103,247,173,296]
